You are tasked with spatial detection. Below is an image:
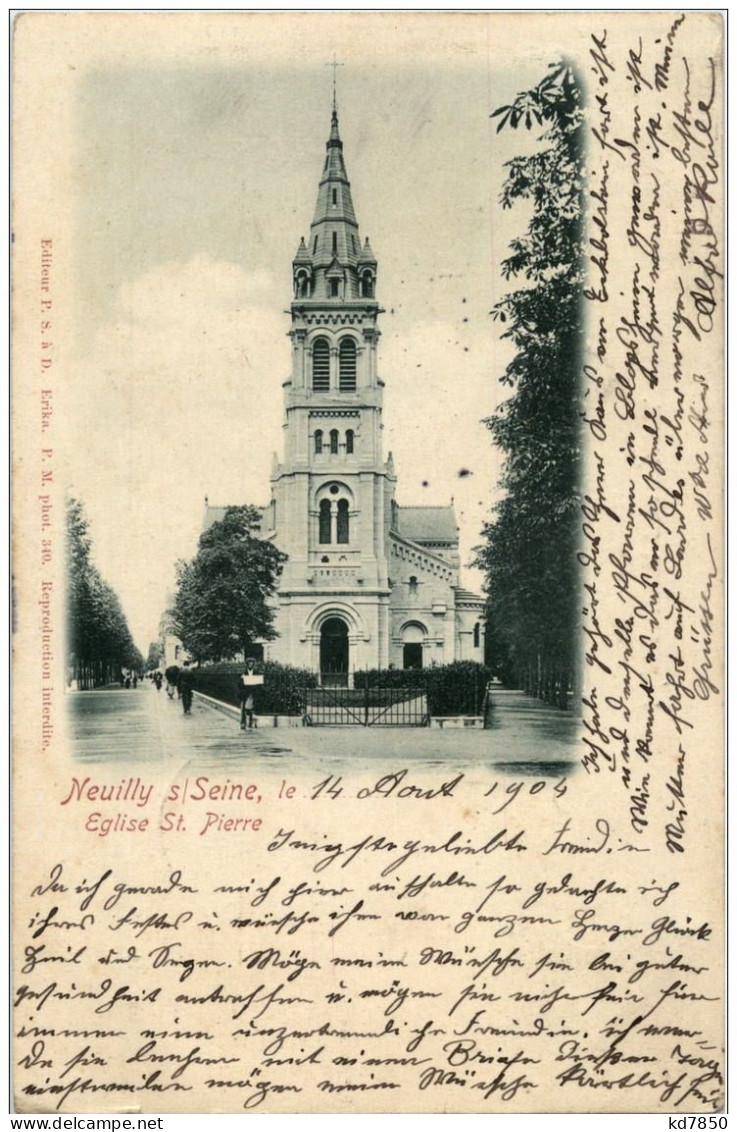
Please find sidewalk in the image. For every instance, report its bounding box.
[67,684,579,775]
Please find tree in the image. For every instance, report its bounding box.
[172,505,287,663]
[146,641,164,670]
[475,63,584,707]
[66,497,144,687]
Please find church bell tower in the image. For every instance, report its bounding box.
[267,103,396,678]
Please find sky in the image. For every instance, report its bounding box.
[63,34,550,652]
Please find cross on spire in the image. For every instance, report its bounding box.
[326,54,344,111]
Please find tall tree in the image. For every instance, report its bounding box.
[146,641,164,670]
[476,63,584,706]
[173,505,286,663]
[66,497,143,686]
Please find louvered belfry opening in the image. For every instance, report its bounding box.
[339,337,357,390]
[312,337,330,390]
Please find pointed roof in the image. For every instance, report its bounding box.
[358,237,377,265]
[292,105,377,302]
[201,503,267,535]
[311,109,358,228]
[293,236,311,264]
[396,506,459,543]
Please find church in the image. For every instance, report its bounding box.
[203,103,485,681]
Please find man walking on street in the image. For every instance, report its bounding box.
[165,663,180,699]
[178,661,196,715]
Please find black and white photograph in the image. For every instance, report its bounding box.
[63,38,581,774]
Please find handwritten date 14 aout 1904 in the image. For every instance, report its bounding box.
[310,770,567,813]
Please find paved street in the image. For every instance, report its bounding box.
[66,684,579,775]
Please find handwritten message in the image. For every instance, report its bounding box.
[580,18,722,859]
[11,766,723,1113]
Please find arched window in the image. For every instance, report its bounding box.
[361,272,374,298]
[473,622,481,648]
[409,575,418,596]
[331,189,337,205]
[329,278,340,298]
[313,234,319,254]
[314,429,323,454]
[330,429,339,454]
[332,231,338,255]
[337,499,349,544]
[319,500,331,544]
[345,429,354,454]
[339,338,357,391]
[312,338,330,390]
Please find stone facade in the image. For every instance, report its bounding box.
[204,106,484,680]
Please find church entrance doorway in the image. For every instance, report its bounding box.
[320,617,349,685]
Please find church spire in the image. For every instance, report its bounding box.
[292,104,377,303]
[311,107,358,235]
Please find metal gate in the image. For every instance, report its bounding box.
[304,682,429,726]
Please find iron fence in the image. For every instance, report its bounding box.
[304,683,430,727]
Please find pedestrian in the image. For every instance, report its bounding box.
[165,664,180,699]
[178,661,196,715]
[154,671,163,692]
[124,675,131,690]
[238,657,261,730]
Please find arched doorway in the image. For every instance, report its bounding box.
[320,617,349,685]
[402,622,426,670]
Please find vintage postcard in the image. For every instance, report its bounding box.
[12,12,724,1116]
